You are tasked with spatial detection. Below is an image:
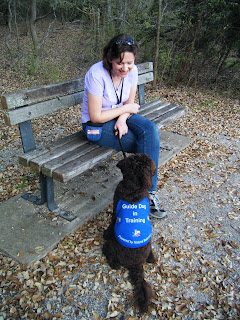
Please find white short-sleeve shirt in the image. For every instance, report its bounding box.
[81,61,138,123]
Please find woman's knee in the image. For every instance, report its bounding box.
[151,121,159,135]
[147,121,160,141]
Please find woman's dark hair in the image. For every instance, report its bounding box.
[103,34,139,72]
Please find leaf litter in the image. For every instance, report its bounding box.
[0,26,240,319]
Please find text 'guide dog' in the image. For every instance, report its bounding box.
[102,153,157,313]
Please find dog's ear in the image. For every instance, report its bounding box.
[136,154,156,176]
[145,154,156,177]
[117,157,132,174]
[117,154,156,189]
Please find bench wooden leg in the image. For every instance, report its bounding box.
[22,173,76,221]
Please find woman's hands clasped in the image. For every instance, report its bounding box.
[114,103,140,139]
[128,103,140,115]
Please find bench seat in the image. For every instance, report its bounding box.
[18,100,187,183]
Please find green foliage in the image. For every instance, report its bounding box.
[16,176,30,189]
[201,99,217,109]
[24,50,65,83]
[42,63,63,83]
[25,52,39,75]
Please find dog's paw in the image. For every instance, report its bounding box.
[146,251,156,263]
[109,260,121,270]
[105,255,121,270]
[102,242,121,270]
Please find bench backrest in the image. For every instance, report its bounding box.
[1,62,153,126]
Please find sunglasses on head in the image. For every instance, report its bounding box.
[115,38,135,45]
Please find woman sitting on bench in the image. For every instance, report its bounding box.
[81,33,166,219]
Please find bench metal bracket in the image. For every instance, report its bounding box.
[19,120,36,153]
[138,84,145,105]
[22,173,77,221]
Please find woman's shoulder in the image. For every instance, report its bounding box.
[126,64,138,85]
[132,64,138,75]
[86,61,109,81]
[88,61,106,75]
[84,61,110,91]
[132,64,138,72]
[128,64,138,77]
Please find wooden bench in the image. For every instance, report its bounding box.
[1,62,187,221]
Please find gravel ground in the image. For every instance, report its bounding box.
[0,90,239,319]
[0,23,239,319]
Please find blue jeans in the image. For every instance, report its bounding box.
[82,114,160,191]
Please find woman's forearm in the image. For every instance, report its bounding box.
[87,89,139,123]
[90,103,139,123]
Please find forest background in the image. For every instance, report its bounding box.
[0,0,239,97]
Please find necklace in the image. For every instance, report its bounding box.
[110,73,124,105]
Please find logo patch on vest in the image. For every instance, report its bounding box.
[133,229,141,237]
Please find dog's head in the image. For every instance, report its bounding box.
[117,154,156,190]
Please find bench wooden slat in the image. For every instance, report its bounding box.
[48,130,86,148]
[144,106,179,122]
[138,72,154,86]
[140,103,178,119]
[52,146,116,182]
[42,143,99,177]
[140,101,170,115]
[1,78,85,110]
[140,100,169,111]
[4,91,84,126]
[18,131,86,166]
[152,106,187,127]
[28,136,90,172]
[137,62,153,74]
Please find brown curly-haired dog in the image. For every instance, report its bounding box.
[102,153,156,313]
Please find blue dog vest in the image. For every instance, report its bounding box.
[114,198,152,248]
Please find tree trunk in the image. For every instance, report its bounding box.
[107,0,113,34]
[153,0,162,89]
[13,0,19,49]
[29,0,39,53]
[175,19,201,85]
[213,46,232,83]
[6,0,13,55]
[159,43,174,86]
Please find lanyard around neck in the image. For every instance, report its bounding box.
[110,73,124,105]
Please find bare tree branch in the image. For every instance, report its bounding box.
[36,10,53,23]
[153,0,163,89]
[39,10,57,49]
[13,0,19,50]
[6,0,13,54]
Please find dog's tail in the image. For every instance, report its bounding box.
[128,265,153,313]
